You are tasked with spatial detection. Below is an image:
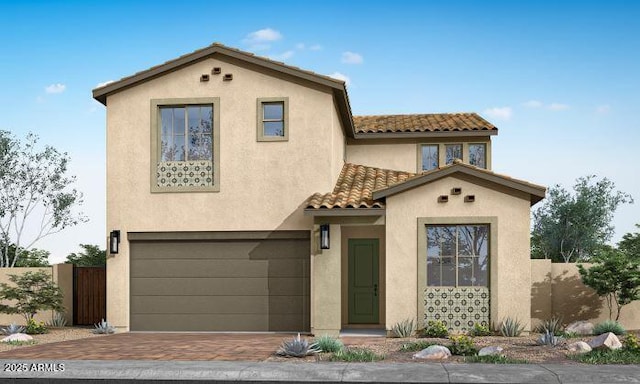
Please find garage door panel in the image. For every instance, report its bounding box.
[131,314,269,332]
[131,259,269,278]
[131,277,269,296]
[131,295,269,314]
[129,231,310,332]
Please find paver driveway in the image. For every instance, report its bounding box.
[0,333,295,361]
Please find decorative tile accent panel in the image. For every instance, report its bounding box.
[424,287,490,332]
[157,161,213,188]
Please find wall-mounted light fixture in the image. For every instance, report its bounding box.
[320,224,330,250]
[109,230,121,254]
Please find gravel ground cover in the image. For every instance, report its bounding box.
[0,327,104,353]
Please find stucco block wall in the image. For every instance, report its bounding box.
[106,56,345,328]
[0,265,73,325]
[385,175,532,331]
[531,260,640,330]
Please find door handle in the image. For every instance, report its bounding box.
[373,284,378,297]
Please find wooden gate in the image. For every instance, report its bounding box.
[73,266,106,325]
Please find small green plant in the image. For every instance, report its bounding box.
[534,317,563,336]
[1,323,25,335]
[537,331,563,346]
[2,340,37,346]
[421,320,449,338]
[330,347,383,362]
[448,334,478,356]
[46,312,68,328]
[399,340,436,352]
[561,331,579,339]
[25,318,47,334]
[391,318,415,338]
[92,319,116,334]
[499,317,524,337]
[569,349,640,364]
[593,320,626,336]
[0,270,64,323]
[276,333,320,357]
[314,334,343,353]
[464,355,528,364]
[468,323,492,337]
[622,333,640,353]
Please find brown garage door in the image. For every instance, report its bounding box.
[129,231,310,332]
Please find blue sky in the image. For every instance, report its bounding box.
[1,1,638,262]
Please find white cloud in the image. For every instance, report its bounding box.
[45,83,66,94]
[243,28,282,50]
[341,51,363,64]
[95,80,114,88]
[295,43,305,50]
[483,106,512,121]
[328,72,350,86]
[309,44,322,51]
[270,50,294,61]
[548,103,569,111]
[522,100,543,108]
[596,104,611,114]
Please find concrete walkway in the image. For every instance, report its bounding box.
[0,359,639,383]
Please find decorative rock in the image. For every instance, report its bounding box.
[478,346,504,356]
[588,332,622,351]
[566,341,592,353]
[413,345,451,360]
[565,321,594,336]
[1,333,33,343]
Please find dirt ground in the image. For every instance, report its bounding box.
[0,327,105,353]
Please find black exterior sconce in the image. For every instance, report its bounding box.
[320,224,330,250]
[109,230,121,254]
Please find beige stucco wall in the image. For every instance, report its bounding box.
[106,55,346,329]
[0,266,72,325]
[346,137,492,173]
[531,260,640,330]
[385,174,532,331]
[311,224,342,336]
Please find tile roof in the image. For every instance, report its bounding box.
[305,163,415,209]
[353,113,496,134]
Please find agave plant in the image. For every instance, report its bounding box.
[499,317,524,337]
[1,323,25,335]
[46,312,68,328]
[276,333,321,357]
[92,319,116,334]
[391,318,416,338]
[534,316,563,336]
[537,331,563,346]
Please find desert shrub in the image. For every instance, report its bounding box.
[622,333,640,353]
[499,317,524,337]
[593,320,625,336]
[534,317,563,336]
[537,331,563,346]
[46,312,67,328]
[1,323,25,335]
[25,318,47,335]
[276,333,320,357]
[448,334,477,356]
[420,320,448,338]
[92,319,116,335]
[468,323,492,337]
[391,318,415,338]
[330,348,383,362]
[314,334,343,353]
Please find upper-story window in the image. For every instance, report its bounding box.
[257,97,289,142]
[419,142,489,172]
[445,144,462,165]
[151,98,220,192]
[469,143,486,169]
[421,144,439,171]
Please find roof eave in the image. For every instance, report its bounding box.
[354,130,498,139]
[372,164,546,205]
[303,208,386,217]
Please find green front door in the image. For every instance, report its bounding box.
[348,239,379,324]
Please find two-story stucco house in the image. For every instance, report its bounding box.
[92,43,545,335]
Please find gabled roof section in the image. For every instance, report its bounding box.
[305,163,415,213]
[92,43,356,137]
[353,113,497,138]
[372,160,546,205]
